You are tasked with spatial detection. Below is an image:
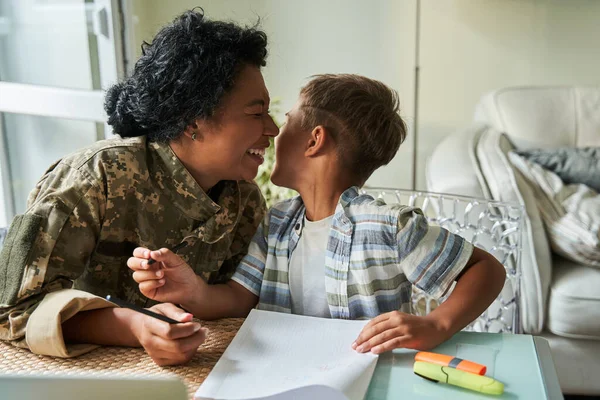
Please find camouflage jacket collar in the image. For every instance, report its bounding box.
[149,140,241,244]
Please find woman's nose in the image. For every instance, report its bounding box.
[265,116,279,137]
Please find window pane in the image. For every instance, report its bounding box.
[0,0,99,90]
[3,113,99,216]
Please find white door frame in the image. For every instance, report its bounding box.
[0,83,106,121]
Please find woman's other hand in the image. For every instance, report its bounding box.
[63,303,206,366]
[127,247,200,305]
[132,303,208,366]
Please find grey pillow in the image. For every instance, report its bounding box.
[516,147,600,192]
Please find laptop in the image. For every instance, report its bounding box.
[0,374,188,400]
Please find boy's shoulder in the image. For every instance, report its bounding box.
[345,190,427,233]
[346,191,415,219]
[265,189,419,227]
[259,196,304,239]
[268,195,304,219]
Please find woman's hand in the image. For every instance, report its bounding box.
[127,247,200,305]
[132,303,208,366]
[352,311,449,354]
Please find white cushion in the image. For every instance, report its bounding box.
[540,330,600,394]
[426,123,489,199]
[508,152,600,268]
[475,86,600,149]
[475,128,552,334]
[547,257,600,340]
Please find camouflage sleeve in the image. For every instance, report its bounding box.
[212,182,267,283]
[0,163,105,355]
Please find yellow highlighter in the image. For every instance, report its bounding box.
[414,361,504,395]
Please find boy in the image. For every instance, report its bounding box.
[128,74,506,354]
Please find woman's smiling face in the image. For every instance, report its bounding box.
[190,66,280,183]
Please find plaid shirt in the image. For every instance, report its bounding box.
[232,187,473,319]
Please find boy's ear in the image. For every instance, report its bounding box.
[305,125,327,157]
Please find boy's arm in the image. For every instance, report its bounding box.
[181,278,258,320]
[421,246,506,337]
[353,208,505,353]
[128,248,259,320]
[131,209,270,320]
[354,247,505,354]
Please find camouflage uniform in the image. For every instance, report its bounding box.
[0,136,265,357]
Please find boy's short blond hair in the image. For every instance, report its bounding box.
[299,74,407,183]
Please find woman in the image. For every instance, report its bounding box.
[0,9,278,366]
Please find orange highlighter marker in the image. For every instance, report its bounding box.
[415,352,487,375]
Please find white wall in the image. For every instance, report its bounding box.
[417,0,600,189]
[130,0,600,192]
[130,0,416,190]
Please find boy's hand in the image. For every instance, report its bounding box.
[133,303,208,366]
[352,311,448,354]
[127,247,200,305]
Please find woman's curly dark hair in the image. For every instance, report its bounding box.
[104,9,267,141]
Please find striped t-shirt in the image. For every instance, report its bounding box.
[231,186,473,319]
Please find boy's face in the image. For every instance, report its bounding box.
[270,99,310,190]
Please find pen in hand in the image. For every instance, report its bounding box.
[105,295,180,324]
[147,241,188,265]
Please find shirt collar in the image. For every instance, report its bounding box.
[291,186,360,237]
[331,186,359,232]
[149,140,241,243]
[338,186,360,209]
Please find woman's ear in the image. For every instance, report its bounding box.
[305,125,327,157]
[183,120,203,142]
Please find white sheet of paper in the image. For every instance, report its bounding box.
[195,309,379,400]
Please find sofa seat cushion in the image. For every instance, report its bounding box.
[540,330,600,394]
[547,257,600,340]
